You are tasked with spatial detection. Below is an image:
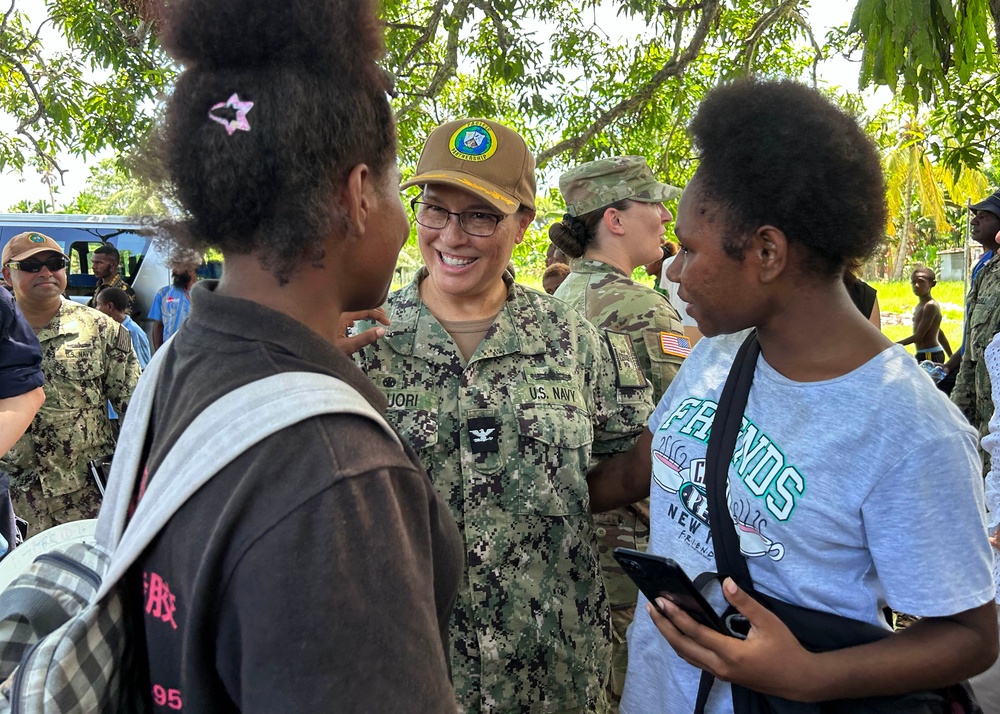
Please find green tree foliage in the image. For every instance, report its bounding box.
[61,156,167,215]
[863,102,991,278]
[385,0,821,176]
[13,0,958,278]
[0,0,173,177]
[5,155,167,214]
[384,0,824,271]
[846,0,1000,172]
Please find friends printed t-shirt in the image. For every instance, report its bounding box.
[622,331,993,714]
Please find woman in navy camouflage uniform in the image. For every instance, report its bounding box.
[357,119,652,713]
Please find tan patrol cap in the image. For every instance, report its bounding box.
[2,232,67,265]
[401,118,536,215]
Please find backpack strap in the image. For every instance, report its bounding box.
[95,366,398,601]
[94,337,173,552]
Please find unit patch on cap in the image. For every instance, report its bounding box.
[660,331,691,359]
[28,234,45,243]
[450,122,498,162]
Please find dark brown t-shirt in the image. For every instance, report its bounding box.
[133,282,463,712]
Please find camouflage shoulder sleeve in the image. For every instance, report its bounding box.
[951,357,975,418]
[113,322,133,354]
[106,321,141,415]
[586,323,653,456]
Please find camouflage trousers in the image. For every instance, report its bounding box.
[455,693,609,713]
[978,420,992,480]
[10,477,102,539]
[594,502,650,713]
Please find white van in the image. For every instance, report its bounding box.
[0,214,170,331]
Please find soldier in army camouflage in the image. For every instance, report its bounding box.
[952,190,1000,478]
[551,156,688,399]
[356,119,652,713]
[549,156,688,710]
[0,231,140,536]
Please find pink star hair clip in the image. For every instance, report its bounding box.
[208,93,254,136]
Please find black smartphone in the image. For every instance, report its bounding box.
[613,547,727,633]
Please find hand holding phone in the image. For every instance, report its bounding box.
[613,547,729,634]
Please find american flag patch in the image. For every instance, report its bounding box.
[660,331,691,358]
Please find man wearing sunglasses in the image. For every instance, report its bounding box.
[0,232,140,537]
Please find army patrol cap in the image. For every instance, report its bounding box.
[970,190,1000,219]
[559,156,681,217]
[401,118,536,215]
[2,232,68,265]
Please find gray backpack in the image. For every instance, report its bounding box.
[0,344,398,712]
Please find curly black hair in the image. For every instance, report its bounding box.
[151,0,397,283]
[688,79,886,276]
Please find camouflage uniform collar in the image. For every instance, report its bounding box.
[568,257,629,277]
[384,268,548,358]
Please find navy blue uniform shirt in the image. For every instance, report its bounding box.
[0,289,44,399]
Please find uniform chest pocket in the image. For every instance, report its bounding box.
[386,402,438,454]
[52,345,103,382]
[514,402,594,516]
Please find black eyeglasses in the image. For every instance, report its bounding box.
[5,257,68,273]
[411,199,504,237]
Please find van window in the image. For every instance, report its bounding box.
[0,224,153,302]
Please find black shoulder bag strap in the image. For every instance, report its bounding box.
[694,330,760,714]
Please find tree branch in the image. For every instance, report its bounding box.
[22,16,53,54]
[659,1,705,12]
[96,0,142,47]
[991,0,1000,55]
[15,127,65,183]
[0,0,14,36]
[395,0,473,121]
[787,9,822,87]
[397,0,450,73]
[534,0,721,168]
[470,0,513,53]
[2,52,49,131]
[739,0,801,75]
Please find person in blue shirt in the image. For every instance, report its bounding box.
[149,255,200,349]
[0,287,45,556]
[96,287,150,369]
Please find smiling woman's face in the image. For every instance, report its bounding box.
[416,184,527,305]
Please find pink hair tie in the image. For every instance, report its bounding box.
[208,93,254,135]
